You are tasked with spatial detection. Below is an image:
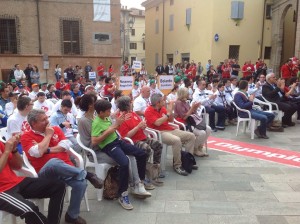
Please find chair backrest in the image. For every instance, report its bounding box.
[76,134,98,167]
[19,153,38,178]
[232,101,251,118]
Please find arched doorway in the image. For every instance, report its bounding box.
[280,5,297,65]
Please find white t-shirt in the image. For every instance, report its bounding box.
[33,100,54,117]
[133,95,150,115]
[132,88,140,99]
[5,102,15,116]
[167,92,177,103]
[7,111,29,139]
[29,91,39,100]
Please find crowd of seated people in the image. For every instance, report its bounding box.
[1,57,300,223]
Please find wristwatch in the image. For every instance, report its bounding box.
[166,114,170,118]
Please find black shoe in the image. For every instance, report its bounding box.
[261,135,269,139]
[288,122,296,127]
[87,173,103,189]
[211,128,218,132]
[216,126,225,130]
[254,129,262,138]
[174,166,188,176]
[65,213,87,224]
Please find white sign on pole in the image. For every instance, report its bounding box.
[89,72,96,80]
[158,75,174,90]
[119,76,133,90]
[43,61,49,70]
[132,61,142,72]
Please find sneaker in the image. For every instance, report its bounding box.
[87,173,103,189]
[143,179,156,190]
[65,212,87,224]
[267,126,284,132]
[119,191,133,210]
[194,151,205,157]
[215,126,225,130]
[211,128,218,132]
[132,182,152,198]
[174,166,188,176]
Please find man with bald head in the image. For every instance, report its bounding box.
[133,86,151,117]
[262,73,297,126]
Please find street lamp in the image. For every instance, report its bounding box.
[121,14,135,63]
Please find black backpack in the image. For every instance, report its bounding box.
[181,151,196,173]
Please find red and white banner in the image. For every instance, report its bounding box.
[208,137,300,168]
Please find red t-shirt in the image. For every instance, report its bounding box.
[55,81,67,91]
[117,112,146,143]
[0,142,24,192]
[242,64,254,77]
[21,126,73,173]
[281,64,292,79]
[144,106,174,131]
[104,84,114,96]
[97,65,105,76]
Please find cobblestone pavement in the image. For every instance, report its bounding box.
[6,123,300,224]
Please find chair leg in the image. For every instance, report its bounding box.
[242,121,247,133]
[250,119,256,140]
[84,191,90,212]
[236,121,240,136]
[160,145,167,172]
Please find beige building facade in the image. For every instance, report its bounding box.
[142,0,300,75]
[0,0,122,83]
[128,8,146,65]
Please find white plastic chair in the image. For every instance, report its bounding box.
[146,123,180,172]
[76,134,113,201]
[232,102,258,140]
[22,148,90,211]
[261,95,284,121]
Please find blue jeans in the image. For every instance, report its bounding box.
[102,139,147,196]
[38,158,87,219]
[206,105,226,128]
[250,110,275,135]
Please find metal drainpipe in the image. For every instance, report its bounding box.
[260,0,267,59]
[162,0,165,65]
[294,0,299,56]
[36,0,42,54]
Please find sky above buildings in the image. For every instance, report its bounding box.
[121,0,145,9]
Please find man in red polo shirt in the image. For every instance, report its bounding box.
[144,93,196,176]
[21,109,103,224]
[97,61,105,77]
[0,135,66,224]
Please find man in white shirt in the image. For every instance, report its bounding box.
[39,83,49,94]
[7,96,33,139]
[33,92,54,117]
[192,80,225,131]
[132,81,140,100]
[29,83,40,101]
[53,91,78,117]
[14,64,26,82]
[133,86,151,117]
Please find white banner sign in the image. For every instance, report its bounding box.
[118,76,134,90]
[89,72,96,80]
[132,61,142,72]
[158,75,174,90]
[93,0,111,22]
